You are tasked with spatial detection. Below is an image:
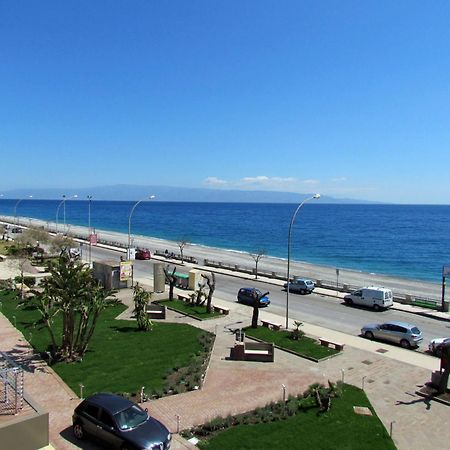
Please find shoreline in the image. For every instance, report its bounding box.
[1,214,442,299]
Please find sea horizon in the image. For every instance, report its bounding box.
[1,199,449,284]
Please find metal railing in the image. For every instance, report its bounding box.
[0,352,24,415]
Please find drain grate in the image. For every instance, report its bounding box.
[361,360,373,365]
[376,348,388,353]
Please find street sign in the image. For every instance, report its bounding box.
[443,265,450,277]
[120,261,133,281]
[89,233,97,245]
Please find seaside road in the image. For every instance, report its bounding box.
[86,245,450,353]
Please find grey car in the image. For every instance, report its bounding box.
[361,321,423,349]
[283,278,315,295]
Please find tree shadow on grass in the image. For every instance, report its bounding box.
[110,325,140,333]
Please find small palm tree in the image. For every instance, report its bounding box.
[133,283,152,331]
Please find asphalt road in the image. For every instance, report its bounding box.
[88,245,450,353]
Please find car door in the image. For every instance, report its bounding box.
[390,325,406,344]
[377,324,392,341]
[81,403,102,437]
[97,409,123,449]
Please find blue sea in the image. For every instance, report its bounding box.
[1,199,449,283]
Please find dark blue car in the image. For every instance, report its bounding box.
[237,288,270,307]
[73,393,171,449]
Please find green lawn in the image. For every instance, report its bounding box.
[198,385,396,450]
[0,290,207,397]
[158,299,222,320]
[245,327,339,360]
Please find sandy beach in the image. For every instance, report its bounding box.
[1,214,443,300]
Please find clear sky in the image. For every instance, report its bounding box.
[1,1,450,203]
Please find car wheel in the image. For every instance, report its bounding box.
[300,289,306,295]
[400,339,411,349]
[364,331,374,340]
[373,304,381,312]
[345,299,353,306]
[73,422,84,440]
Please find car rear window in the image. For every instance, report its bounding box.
[411,327,421,335]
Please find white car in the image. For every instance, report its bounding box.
[428,337,450,357]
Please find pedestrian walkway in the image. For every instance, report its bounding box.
[1,286,449,450]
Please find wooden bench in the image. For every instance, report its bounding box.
[230,342,274,362]
[261,319,282,331]
[319,338,345,351]
[213,305,230,315]
[145,304,166,319]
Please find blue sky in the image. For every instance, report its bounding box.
[1,1,450,203]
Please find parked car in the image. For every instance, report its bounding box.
[344,286,393,311]
[283,278,315,295]
[11,227,22,233]
[237,288,270,307]
[361,321,423,349]
[73,392,171,450]
[135,248,152,260]
[428,337,450,357]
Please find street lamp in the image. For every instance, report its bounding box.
[55,196,66,234]
[14,195,33,226]
[63,194,78,234]
[55,194,77,234]
[285,194,320,329]
[87,195,93,263]
[127,195,156,257]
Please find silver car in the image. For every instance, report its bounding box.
[361,321,423,349]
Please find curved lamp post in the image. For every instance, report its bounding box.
[55,194,77,234]
[285,194,320,329]
[55,196,66,234]
[87,195,93,263]
[14,195,33,226]
[127,195,156,256]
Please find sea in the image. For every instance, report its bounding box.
[1,199,449,283]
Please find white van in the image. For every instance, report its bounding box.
[344,287,393,311]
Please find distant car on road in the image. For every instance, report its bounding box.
[361,321,423,349]
[135,248,152,260]
[283,278,315,295]
[11,227,22,233]
[237,288,270,307]
[72,392,171,449]
[428,337,450,357]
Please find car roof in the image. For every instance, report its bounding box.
[383,321,418,329]
[86,393,135,414]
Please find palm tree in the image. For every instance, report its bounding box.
[32,253,116,362]
[133,283,152,331]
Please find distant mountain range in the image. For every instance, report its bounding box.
[0,184,379,204]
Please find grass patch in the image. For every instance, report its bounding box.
[0,290,209,398]
[0,240,14,254]
[245,327,338,360]
[158,299,222,320]
[194,384,395,450]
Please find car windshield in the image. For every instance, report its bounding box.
[114,405,148,430]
